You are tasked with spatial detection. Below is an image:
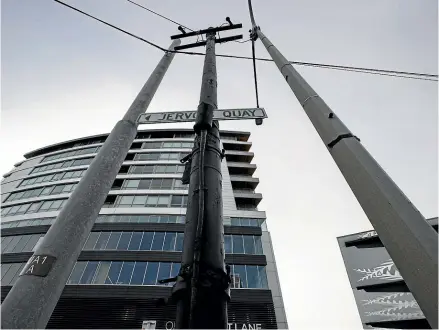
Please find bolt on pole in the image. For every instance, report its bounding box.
[172,30,229,329]
[1,39,181,330]
[247,1,438,327]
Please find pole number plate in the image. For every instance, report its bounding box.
[19,255,57,277]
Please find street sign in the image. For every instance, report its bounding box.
[138,108,267,125]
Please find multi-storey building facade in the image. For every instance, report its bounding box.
[1,128,288,329]
[337,217,438,330]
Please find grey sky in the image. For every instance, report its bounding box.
[1,0,438,328]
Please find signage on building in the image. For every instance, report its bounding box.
[162,321,262,330]
[138,108,267,124]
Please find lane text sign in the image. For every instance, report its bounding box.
[138,108,267,124]
[19,255,56,277]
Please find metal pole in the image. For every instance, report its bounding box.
[172,30,229,329]
[247,2,438,327]
[1,39,181,329]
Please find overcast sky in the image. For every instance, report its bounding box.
[1,0,438,328]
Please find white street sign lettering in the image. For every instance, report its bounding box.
[138,108,267,124]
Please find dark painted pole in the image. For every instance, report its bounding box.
[172,30,229,329]
[1,39,181,329]
[247,1,438,328]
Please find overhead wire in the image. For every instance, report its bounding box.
[53,0,438,82]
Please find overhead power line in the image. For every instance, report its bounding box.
[53,0,438,82]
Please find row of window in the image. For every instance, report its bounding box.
[128,164,185,174]
[67,261,267,289]
[42,146,102,163]
[83,231,184,252]
[6,183,77,202]
[95,214,186,224]
[111,195,188,208]
[1,263,25,286]
[19,169,85,187]
[224,235,263,255]
[1,234,43,254]
[31,157,93,174]
[120,179,186,191]
[230,218,263,227]
[141,141,194,150]
[1,218,56,229]
[73,138,106,147]
[133,152,188,161]
[1,199,66,217]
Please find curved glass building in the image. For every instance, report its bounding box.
[1,128,288,329]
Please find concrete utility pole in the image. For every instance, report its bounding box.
[247,1,438,328]
[1,39,181,329]
[172,30,229,329]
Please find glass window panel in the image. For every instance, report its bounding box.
[84,232,100,250]
[149,215,160,223]
[246,266,259,288]
[150,179,161,189]
[143,165,154,174]
[40,186,53,196]
[131,166,143,174]
[117,232,132,250]
[159,215,169,223]
[177,165,185,173]
[1,237,14,253]
[93,262,111,284]
[40,218,52,225]
[163,233,176,251]
[224,235,232,254]
[171,195,182,207]
[117,262,135,284]
[145,196,158,207]
[67,262,87,284]
[157,263,172,285]
[22,235,43,252]
[9,205,21,215]
[51,200,63,209]
[17,203,31,214]
[27,202,41,213]
[162,142,173,148]
[167,216,176,224]
[161,179,173,190]
[119,195,134,205]
[39,201,53,211]
[138,179,152,190]
[138,215,150,223]
[140,232,154,250]
[243,236,255,255]
[241,218,251,227]
[1,264,12,280]
[234,265,247,288]
[232,235,244,254]
[170,263,180,279]
[2,264,22,285]
[132,196,147,206]
[79,261,99,284]
[4,236,23,253]
[105,262,123,284]
[128,232,143,250]
[130,215,140,223]
[168,153,179,160]
[151,232,165,251]
[131,262,147,285]
[258,266,268,289]
[12,235,33,253]
[16,220,29,227]
[63,171,73,179]
[95,232,111,250]
[165,165,176,173]
[51,186,63,194]
[143,262,159,285]
[175,233,184,252]
[231,218,240,226]
[254,236,263,255]
[106,232,122,250]
[159,153,169,160]
[125,180,140,189]
[177,216,186,224]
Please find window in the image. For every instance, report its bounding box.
[118,262,135,284]
[93,261,111,284]
[233,265,247,288]
[232,236,244,254]
[140,232,154,250]
[2,263,24,285]
[117,232,132,250]
[163,232,176,251]
[124,180,140,189]
[79,261,99,284]
[243,235,255,255]
[131,262,147,285]
[68,262,87,284]
[84,232,100,250]
[157,195,170,207]
[175,233,184,251]
[157,263,171,284]
[224,235,232,254]
[95,232,111,250]
[106,232,122,250]
[128,232,143,250]
[11,235,32,253]
[254,236,263,255]
[105,262,123,284]
[151,232,165,251]
[143,262,159,285]
[133,196,147,206]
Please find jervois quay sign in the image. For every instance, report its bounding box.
[138,108,267,124]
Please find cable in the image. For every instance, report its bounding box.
[126,0,194,32]
[53,0,438,82]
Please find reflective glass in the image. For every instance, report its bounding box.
[143,262,159,285]
[258,266,268,288]
[157,263,171,285]
[138,180,152,190]
[2,264,22,285]
[246,266,259,288]
[132,196,147,206]
[1,264,12,280]
[146,196,158,206]
[84,232,100,250]
[95,232,111,250]
[4,236,22,253]
[149,215,160,223]
[151,232,165,250]
[140,232,154,250]
[128,232,143,250]
[170,263,180,278]
[12,235,32,253]
[224,235,232,254]
[79,261,99,284]
[105,261,123,284]
[106,232,122,250]
[93,261,111,284]
[243,236,255,255]
[131,262,147,285]
[161,179,173,189]
[159,215,169,223]
[68,262,87,284]
[117,262,135,284]
[117,232,132,250]
[231,218,240,226]
[1,237,13,253]
[22,234,42,252]
[163,233,176,251]
[119,196,134,205]
[138,215,150,223]
[167,216,176,223]
[254,236,263,255]
[157,196,170,207]
[175,233,184,251]
[233,265,247,288]
[232,235,244,254]
[171,196,182,207]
